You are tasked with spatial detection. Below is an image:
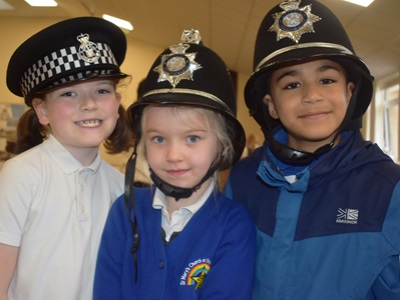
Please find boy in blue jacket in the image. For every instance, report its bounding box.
[225,0,400,299]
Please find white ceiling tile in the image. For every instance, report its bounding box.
[0,0,398,79]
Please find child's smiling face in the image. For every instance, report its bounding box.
[32,78,121,163]
[264,58,354,153]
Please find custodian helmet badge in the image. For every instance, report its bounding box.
[269,0,321,43]
[153,29,202,88]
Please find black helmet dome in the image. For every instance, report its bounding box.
[246,0,374,134]
[129,29,245,169]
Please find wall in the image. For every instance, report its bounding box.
[0,17,263,168]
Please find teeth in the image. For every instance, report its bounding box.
[76,120,101,127]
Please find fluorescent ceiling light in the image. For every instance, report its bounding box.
[24,0,57,7]
[102,14,134,31]
[0,0,14,10]
[343,0,374,7]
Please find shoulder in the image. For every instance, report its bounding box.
[235,146,264,168]
[357,144,400,184]
[212,193,255,226]
[226,146,267,197]
[100,160,124,180]
[112,187,154,214]
[93,160,124,201]
[332,132,400,184]
[0,144,48,178]
[230,146,264,179]
[208,193,256,245]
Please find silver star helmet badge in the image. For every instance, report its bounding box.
[269,0,321,44]
[77,33,100,63]
[153,29,202,88]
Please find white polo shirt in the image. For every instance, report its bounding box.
[0,135,124,300]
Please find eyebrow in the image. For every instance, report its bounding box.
[94,80,114,85]
[318,64,342,73]
[145,128,209,135]
[275,70,297,82]
[275,64,342,82]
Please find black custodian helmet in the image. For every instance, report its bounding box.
[7,16,127,107]
[245,0,374,164]
[129,29,245,170]
[127,29,245,199]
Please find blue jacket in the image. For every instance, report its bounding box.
[225,130,400,300]
[94,188,256,300]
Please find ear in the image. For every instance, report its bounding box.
[116,92,122,103]
[114,92,122,119]
[346,81,355,104]
[263,94,279,120]
[32,98,50,125]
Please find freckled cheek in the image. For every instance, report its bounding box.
[50,100,77,113]
[103,102,119,116]
[52,105,75,119]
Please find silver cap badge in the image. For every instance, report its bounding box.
[153,29,202,88]
[77,33,100,63]
[269,0,321,44]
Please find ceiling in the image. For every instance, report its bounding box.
[1,0,400,79]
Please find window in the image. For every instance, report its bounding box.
[367,72,400,163]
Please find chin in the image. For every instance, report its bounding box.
[164,179,195,189]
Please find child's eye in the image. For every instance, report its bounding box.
[60,91,75,97]
[320,78,336,84]
[152,136,165,144]
[187,136,200,143]
[284,82,300,90]
[97,89,112,94]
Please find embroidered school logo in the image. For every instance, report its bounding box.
[180,258,211,290]
[336,208,359,225]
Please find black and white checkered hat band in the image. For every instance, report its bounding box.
[20,42,118,97]
[47,69,116,89]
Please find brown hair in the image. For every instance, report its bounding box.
[5,108,48,154]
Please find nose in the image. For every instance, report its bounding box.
[80,95,98,111]
[302,83,323,104]
[166,140,183,163]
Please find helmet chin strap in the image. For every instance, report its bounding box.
[149,166,216,201]
[124,141,140,282]
[268,135,337,166]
